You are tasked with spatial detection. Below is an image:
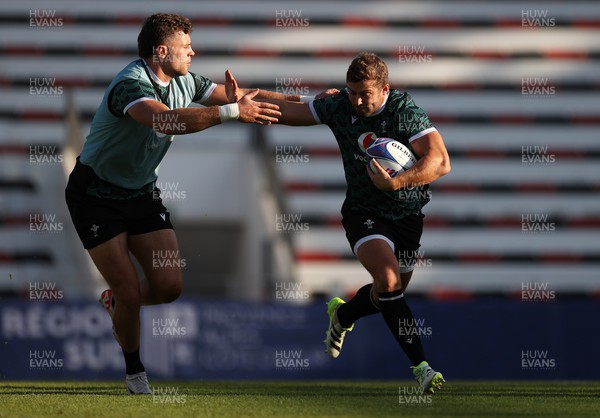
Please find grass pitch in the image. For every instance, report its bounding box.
[0,380,598,417]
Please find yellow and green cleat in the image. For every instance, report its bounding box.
[323,297,354,358]
[412,361,445,393]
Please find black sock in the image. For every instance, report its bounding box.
[378,290,426,367]
[122,348,145,375]
[336,284,380,328]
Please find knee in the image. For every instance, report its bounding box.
[112,284,141,307]
[162,283,182,303]
[156,278,182,304]
[373,269,401,294]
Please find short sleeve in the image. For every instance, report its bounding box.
[396,104,436,143]
[108,79,156,116]
[310,94,344,125]
[190,72,216,104]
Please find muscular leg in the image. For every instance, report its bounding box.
[128,228,183,306]
[89,229,182,378]
[355,239,426,366]
[337,242,415,327]
[356,239,411,298]
[88,232,141,353]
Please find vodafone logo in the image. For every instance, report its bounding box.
[357,132,377,153]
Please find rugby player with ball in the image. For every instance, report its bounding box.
[272,52,451,392]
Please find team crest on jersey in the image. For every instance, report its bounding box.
[380,120,388,134]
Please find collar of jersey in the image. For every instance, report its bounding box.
[142,59,170,88]
[369,91,390,117]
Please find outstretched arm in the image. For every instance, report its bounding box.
[127,89,281,134]
[272,100,320,126]
[204,70,314,105]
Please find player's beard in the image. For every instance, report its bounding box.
[164,61,189,77]
[353,104,376,117]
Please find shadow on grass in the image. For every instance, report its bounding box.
[446,381,600,399]
[0,383,124,396]
[2,381,598,400]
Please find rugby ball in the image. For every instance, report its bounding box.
[366,138,417,177]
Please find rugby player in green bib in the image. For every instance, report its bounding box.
[273,52,451,393]
[65,13,307,394]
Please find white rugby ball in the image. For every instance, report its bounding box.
[366,138,417,177]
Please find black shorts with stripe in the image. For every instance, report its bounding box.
[65,159,173,250]
[341,201,424,272]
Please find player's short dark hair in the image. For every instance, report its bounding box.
[138,13,193,58]
[346,52,389,88]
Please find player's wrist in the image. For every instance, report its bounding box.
[392,176,407,191]
[299,95,315,103]
[218,103,240,122]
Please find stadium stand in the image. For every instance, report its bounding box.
[0,1,599,301]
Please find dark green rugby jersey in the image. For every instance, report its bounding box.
[309,89,437,221]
